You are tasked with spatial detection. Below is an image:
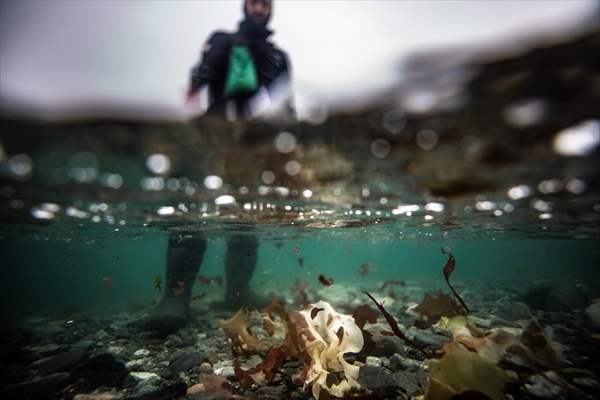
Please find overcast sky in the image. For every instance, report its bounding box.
[0,0,596,120]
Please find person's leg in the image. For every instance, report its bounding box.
[224,234,257,302]
[144,232,206,333]
[219,231,267,309]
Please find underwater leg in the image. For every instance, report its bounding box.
[144,232,206,333]
[219,232,267,310]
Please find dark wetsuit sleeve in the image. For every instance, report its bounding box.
[189,32,230,94]
[264,49,296,119]
[261,48,291,90]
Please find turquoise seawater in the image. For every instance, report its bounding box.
[2,226,599,324]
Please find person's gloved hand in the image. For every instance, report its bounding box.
[185,87,199,105]
[246,86,272,118]
[185,85,210,115]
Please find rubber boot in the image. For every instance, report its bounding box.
[144,232,206,334]
[213,233,267,310]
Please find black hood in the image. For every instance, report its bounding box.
[239,0,272,41]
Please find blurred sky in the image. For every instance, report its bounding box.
[0,0,596,120]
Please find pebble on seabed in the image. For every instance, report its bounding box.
[366,356,383,367]
[199,361,213,373]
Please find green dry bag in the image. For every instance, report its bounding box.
[224,45,258,97]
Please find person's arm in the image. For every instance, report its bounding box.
[274,51,296,120]
[186,32,229,102]
[250,48,295,119]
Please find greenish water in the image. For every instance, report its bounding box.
[3,227,599,324]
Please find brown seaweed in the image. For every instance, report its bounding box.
[318,274,334,286]
[363,290,431,357]
[414,291,463,327]
[219,308,264,356]
[234,344,287,389]
[351,304,378,361]
[352,304,378,329]
[441,248,469,315]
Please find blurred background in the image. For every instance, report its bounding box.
[0,0,597,120]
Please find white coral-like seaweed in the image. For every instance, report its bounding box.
[297,300,364,399]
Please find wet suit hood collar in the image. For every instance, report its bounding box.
[238,19,273,41]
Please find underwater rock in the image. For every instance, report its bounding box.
[366,356,383,367]
[132,382,159,398]
[126,358,150,370]
[389,353,424,373]
[524,372,569,399]
[584,302,600,329]
[168,350,206,373]
[215,365,235,378]
[523,283,587,311]
[212,359,234,376]
[2,372,70,398]
[358,366,404,399]
[31,343,64,357]
[124,380,187,400]
[31,347,88,375]
[249,385,287,400]
[467,315,493,329]
[393,369,427,397]
[493,301,531,321]
[110,321,133,338]
[45,324,69,341]
[73,339,96,350]
[572,377,600,392]
[562,367,597,381]
[133,349,151,358]
[407,329,448,348]
[164,334,183,346]
[198,361,213,374]
[500,351,535,374]
[71,352,128,390]
[490,316,523,329]
[370,334,406,357]
[380,356,391,368]
[131,372,161,386]
[96,329,112,341]
[73,394,121,400]
[108,346,125,355]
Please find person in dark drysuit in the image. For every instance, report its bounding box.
[188,0,293,118]
[144,0,292,333]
